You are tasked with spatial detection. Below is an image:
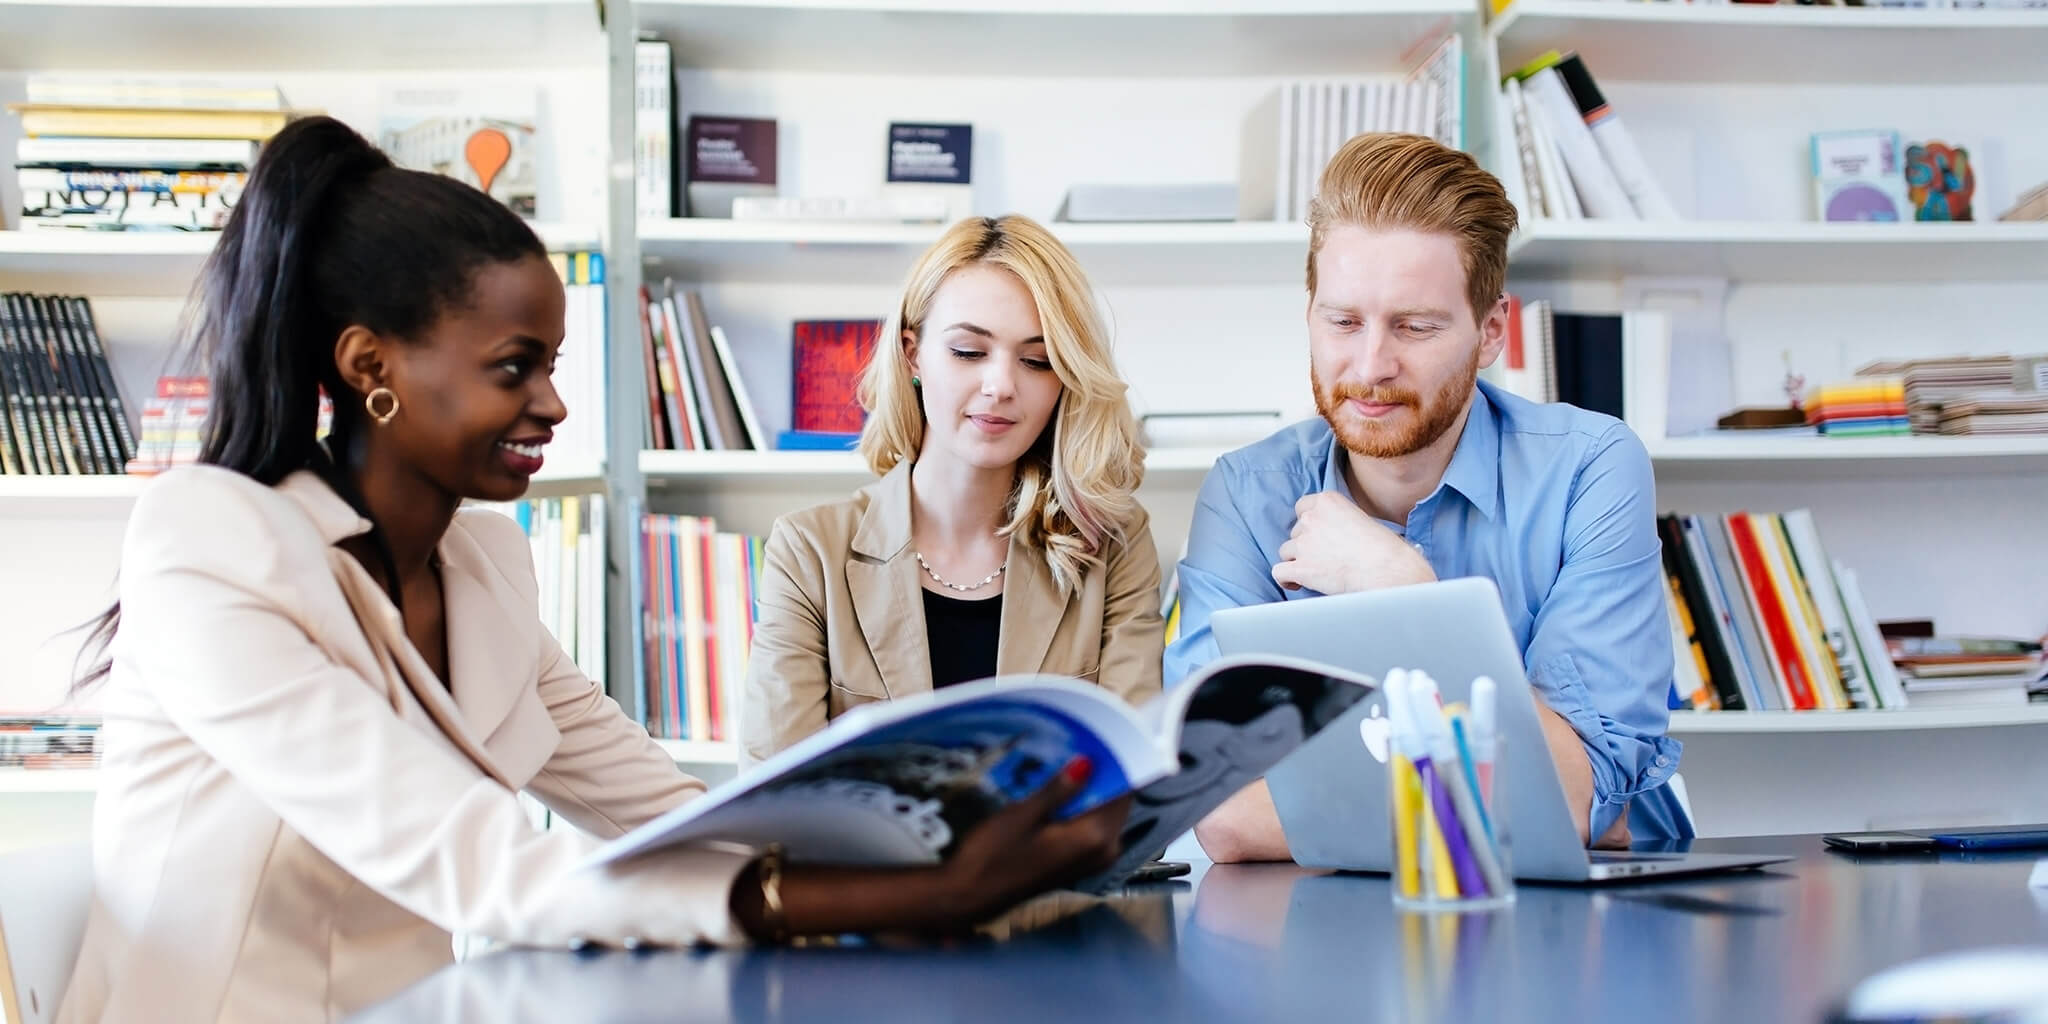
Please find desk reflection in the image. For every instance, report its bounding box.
[353,840,2048,1024]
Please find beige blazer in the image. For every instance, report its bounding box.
[740,461,1164,765]
[61,468,753,1024]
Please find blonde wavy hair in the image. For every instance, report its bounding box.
[857,215,1145,593]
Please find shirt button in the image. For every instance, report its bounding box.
[1656,755,1672,767]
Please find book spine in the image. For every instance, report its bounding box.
[37,295,113,473]
[1777,511,1876,709]
[0,296,54,473]
[1661,516,1745,710]
[29,294,100,473]
[1552,55,1680,220]
[4,293,76,473]
[1725,513,1817,710]
[45,296,119,471]
[67,297,137,465]
[635,284,672,450]
[1524,68,1636,220]
[1663,567,1718,710]
[1755,513,1849,710]
[1681,515,1766,711]
[634,39,675,220]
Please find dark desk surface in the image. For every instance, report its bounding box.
[353,835,2048,1023]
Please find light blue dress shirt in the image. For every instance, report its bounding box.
[1165,379,1691,842]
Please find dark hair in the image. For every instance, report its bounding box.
[72,115,547,692]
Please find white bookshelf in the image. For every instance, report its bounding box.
[0,0,603,72]
[0,459,609,515]
[0,223,605,297]
[1669,705,2048,735]
[1645,434,2048,481]
[0,769,97,795]
[1491,0,2048,85]
[1506,221,2048,283]
[640,218,1311,286]
[638,0,1476,77]
[640,446,1227,489]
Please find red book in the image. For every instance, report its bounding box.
[791,319,881,433]
[1726,513,1819,711]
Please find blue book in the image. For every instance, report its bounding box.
[580,655,1374,892]
[775,429,861,451]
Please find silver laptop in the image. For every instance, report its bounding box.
[1210,577,1790,883]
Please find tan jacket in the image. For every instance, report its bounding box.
[740,461,1164,765]
[61,468,752,1024]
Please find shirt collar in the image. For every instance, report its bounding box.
[1315,382,1503,523]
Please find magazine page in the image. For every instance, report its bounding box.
[1075,655,1377,893]
[581,675,1164,871]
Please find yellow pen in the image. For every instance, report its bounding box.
[1384,673,1423,899]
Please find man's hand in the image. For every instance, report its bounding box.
[1271,492,1436,595]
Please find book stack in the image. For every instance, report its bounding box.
[1272,31,1464,222]
[0,293,136,476]
[630,512,764,742]
[1804,377,1909,437]
[129,376,210,474]
[1856,354,2046,434]
[1496,52,1678,223]
[9,75,298,232]
[1488,297,1672,443]
[1886,636,2045,708]
[1657,509,1907,713]
[0,714,98,771]
[638,280,767,452]
[547,251,609,466]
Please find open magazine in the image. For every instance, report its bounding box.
[581,654,1375,892]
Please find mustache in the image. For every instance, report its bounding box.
[1324,382,1421,406]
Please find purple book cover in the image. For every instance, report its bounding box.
[687,116,777,185]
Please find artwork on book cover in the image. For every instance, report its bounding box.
[792,319,881,434]
[580,654,1376,893]
[1811,130,1907,222]
[884,122,973,220]
[686,115,777,218]
[378,86,542,218]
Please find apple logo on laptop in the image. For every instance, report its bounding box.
[1358,704,1391,764]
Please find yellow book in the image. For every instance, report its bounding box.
[8,103,306,140]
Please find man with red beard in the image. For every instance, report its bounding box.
[1166,133,1686,859]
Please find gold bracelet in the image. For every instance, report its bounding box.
[757,842,788,944]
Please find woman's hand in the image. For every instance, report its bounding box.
[729,756,1131,940]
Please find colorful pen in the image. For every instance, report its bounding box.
[1410,673,1486,897]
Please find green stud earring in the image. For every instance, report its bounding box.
[911,375,921,388]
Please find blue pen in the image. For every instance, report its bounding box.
[1450,715,1494,843]
[1411,674,1491,898]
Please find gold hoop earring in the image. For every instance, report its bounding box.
[365,387,400,426]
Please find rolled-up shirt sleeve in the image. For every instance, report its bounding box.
[1522,426,1682,841]
[1163,459,1289,687]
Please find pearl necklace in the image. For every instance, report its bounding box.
[914,551,1007,592]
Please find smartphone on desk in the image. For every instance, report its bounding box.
[1929,828,2048,852]
[1822,831,1940,853]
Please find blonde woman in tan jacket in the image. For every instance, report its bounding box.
[741,215,1164,765]
[58,120,1126,1024]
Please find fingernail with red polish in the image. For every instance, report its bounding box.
[1063,756,1092,784]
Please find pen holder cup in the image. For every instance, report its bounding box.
[1388,729,1513,913]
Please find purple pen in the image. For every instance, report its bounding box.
[1416,755,1488,897]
